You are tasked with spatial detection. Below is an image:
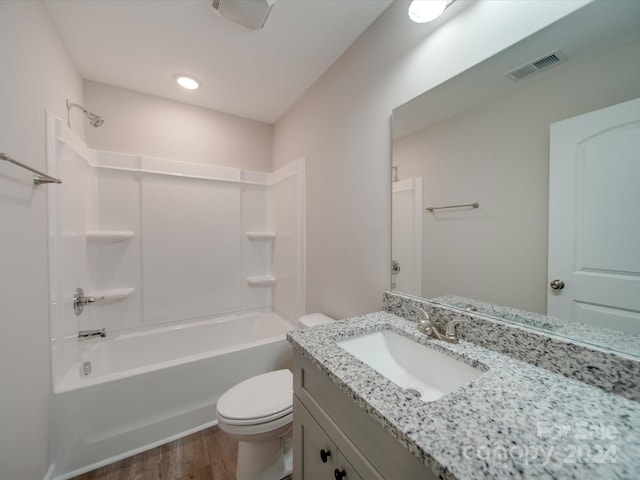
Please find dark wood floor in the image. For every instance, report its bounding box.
[72,426,238,480]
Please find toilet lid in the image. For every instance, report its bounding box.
[217,369,293,423]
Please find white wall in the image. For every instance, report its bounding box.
[272,0,590,319]
[393,39,640,313]
[84,81,273,172]
[0,2,84,479]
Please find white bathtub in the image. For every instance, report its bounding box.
[51,311,297,479]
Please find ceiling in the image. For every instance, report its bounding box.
[44,0,393,124]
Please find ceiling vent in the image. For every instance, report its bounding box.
[212,0,276,30]
[505,50,566,81]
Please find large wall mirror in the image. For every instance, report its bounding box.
[391,1,640,357]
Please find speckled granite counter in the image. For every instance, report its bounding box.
[287,312,640,480]
[431,294,640,358]
[384,291,640,401]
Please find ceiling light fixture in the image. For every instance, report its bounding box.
[408,0,449,23]
[176,75,200,90]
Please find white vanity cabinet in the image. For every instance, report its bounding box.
[292,352,437,480]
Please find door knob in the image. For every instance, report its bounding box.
[334,469,347,479]
[549,279,565,290]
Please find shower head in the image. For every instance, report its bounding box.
[66,99,104,128]
[85,112,104,128]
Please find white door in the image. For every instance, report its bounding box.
[548,97,640,334]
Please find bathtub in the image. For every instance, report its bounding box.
[51,311,298,480]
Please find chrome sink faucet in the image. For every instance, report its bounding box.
[407,305,467,344]
[78,328,106,341]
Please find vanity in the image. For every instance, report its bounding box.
[287,295,640,479]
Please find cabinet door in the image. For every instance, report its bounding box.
[334,452,363,480]
[294,397,336,480]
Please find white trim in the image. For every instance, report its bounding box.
[296,157,307,317]
[242,169,270,185]
[392,178,416,193]
[412,177,423,295]
[56,117,97,164]
[268,158,299,185]
[54,116,272,185]
[43,464,55,480]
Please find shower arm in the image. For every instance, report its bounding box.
[66,99,87,115]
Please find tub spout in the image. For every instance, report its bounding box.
[78,328,106,341]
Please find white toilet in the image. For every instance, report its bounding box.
[216,313,334,480]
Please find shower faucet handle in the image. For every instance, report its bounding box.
[73,287,104,316]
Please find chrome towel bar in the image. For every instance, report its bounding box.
[0,152,61,185]
[426,202,479,212]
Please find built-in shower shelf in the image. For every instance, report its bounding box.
[246,276,276,287]
[86,230,135,243]
[246,232,276,241]
[87,287,135,305]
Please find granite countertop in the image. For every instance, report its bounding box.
[287,312,640,480]
[430,295,640,358]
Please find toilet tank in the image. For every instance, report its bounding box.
[299,313,334,328]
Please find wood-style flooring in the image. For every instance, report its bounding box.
[71,426,239,480]
[71,425,294,480]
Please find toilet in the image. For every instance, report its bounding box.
[216,313,334,480]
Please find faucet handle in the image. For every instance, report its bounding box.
[412,306,433,334]
[444,319,469,343]
[417,315,448,341]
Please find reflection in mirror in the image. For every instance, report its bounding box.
[391,175,422,296]
[391,1,640,356]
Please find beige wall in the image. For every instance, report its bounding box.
[394,39,640,313]
[84,81,273,172]
[0,2,84,479]
[273,0,589,319]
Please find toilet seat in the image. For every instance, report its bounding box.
[218,406,292,426]
[218,411,293,438]
[217,369,293,426]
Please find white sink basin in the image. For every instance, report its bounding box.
[336,329,484,402]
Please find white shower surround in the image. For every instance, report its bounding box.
[45,114,305,478]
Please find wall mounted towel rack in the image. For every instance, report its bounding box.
[426,202,479,212]
[0,152,61,185]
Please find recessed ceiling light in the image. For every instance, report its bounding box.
[176,75,200,90]
[408,0,448,23]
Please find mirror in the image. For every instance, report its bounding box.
[391,1,640,357]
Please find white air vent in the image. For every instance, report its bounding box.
[212,0,276,30]
[505,50,566,81]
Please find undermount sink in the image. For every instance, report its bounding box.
[336,329,485,402]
